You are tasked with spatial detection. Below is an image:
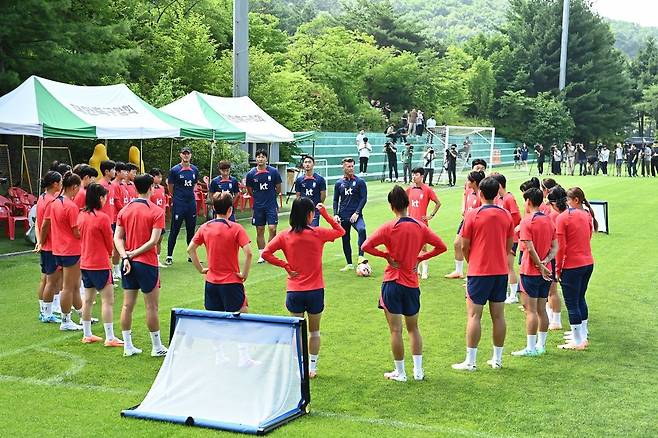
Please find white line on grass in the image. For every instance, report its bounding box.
[0,374,141,395]
[313,410,512,438]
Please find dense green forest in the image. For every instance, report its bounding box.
[1,0,658,170]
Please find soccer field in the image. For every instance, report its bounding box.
[0,170,656,437]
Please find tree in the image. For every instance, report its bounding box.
[501,0,632,142]
[467,58,495,118]
[629,37,658,135]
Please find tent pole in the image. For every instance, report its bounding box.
[140,139,144,172]
[209,135,216,180]
[20,135,25,188]
[37,136,44,188]
[312,140,315,158]
[169,139,174,170]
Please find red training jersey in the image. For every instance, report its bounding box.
[461,205,514,276]
[462,190,481,216]
[406,184,438,223]
[362,217,447,288]
[519,212,556,276]
[47,196,81,256]
[150,185,167,211]
[555,208,594,276]
[192,219,251,284]
[116,198,165,267]
[262,207,345,291]
[539,202,553,216]
[73,186,87,210]
[99,178,116,222]
[36,192,56,252]
[77,210,113,270]
[495,192,521,242]
[125,181,138,202]
[112,180,128,214]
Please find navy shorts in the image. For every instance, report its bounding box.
[55,255,80,268]
[40,250,57,275]
[378,281,420,316]
[252,206,278,226]
[173,202,197,218]
[81,269,112,291]
[310,211,320,227]
[122,261,160,293]
[205,282,247,312]
[518,250,523,265]
[286,289,324,314]
[466,275,508,305]
[520,274,550,299]
[510,242,518,256]
[456,220,464,235]
[111,223,116,233]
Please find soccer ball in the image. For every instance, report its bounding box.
[356,262,372,277]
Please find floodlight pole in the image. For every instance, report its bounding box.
[233,0,249,97]
[559,0,570,91]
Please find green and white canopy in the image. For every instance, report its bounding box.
[0,76,213,139]
[160,92,294,143]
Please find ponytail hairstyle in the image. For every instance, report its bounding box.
[40,171,62,191]
[547,185,568,213]
[84,183,108,212]
[541,178,557,191]
[289,197,315,233]
[519,177,541,192]
[567,187,599,231]
[62,171,81,191]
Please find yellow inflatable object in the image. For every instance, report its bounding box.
[128,146,145,173]
[89,143,110,177]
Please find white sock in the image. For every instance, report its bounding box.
[421,261,428,276]
[412,354,422,371]
[150,330,164,350]
[546,303,553,323]
[43,302,53,317]
[82,320,92,337]
[39,299,44,313]
[581,319,588,340]
[53,293,60,308]
[122,330,133,348]
[570,324,583,345]
[103,323,115,340]
[259,249,264,257]
[554,311,562,326]
[493,346,504,363]
[455,260,464,274]
[537,332,548,349]
[526,335,537,351]
[113,264,121,276]
[62,312,72,323]
[394,359,406,376]
[509,283,518,295]
[466,347,477,365]
[309,354,319,372]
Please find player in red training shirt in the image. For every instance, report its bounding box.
[406,167,441,280]
[43,172,84,331]
[114,174,167,358]
[34,171,63,323]
[540,178,563,329]
[452,177,514,371]
[445,161,486,279]
[72,164,98,210]
[262,198,345,378]
[98,160,122,279]
[188,192,253,313]
[491,173,522,304]
[149,168,168,267]
[555,187,597,350]
[77,183,123,347]
[512,188,557,357]
[362,186,447,382]
[125,163,139,201]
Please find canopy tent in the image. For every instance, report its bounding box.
[160,92,294,143]
[0,76,214,140]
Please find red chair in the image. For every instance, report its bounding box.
[194,185,208,217]
[238,180,253,211]
[0,195,29,240]
[7,187,31,216]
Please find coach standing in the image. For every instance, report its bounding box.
[166,146,199,265]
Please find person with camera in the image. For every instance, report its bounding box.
[384,141,399,182]
[446,144,458,186]
[565,142,576,175]
[551,145,562,175]
[358,136,372,176]
[599,145,610,176]
[627,144,638,177]
[423,146,437,186]
[576,143,587,175]
[642,143,653,177]
[651,142,658,177]
[614,143,624,177]
[402,143,414,184]
[534,144,545,175]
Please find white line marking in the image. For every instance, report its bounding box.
[0,375,141,395]
[313,410,512,438]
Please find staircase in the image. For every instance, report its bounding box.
[294,131,524,184]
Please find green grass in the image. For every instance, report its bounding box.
[1,169,657,437]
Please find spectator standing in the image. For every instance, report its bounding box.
[358,137,373,175]
[401,110,409,130]
[385,124,397,142]
[513,145,521,169]
[599,145,610,175]
[652,142,658,177]
[551,145,562,175]
[534,144,545,175]
[383,103,392,122]
[355,129,365,147]
[423,146,437,186]
[627,145,638,177]
[520,143,529,171]
[566,142,576,175]
[614,143,624,177]
[416,110,424,140]
[402,142,414,184]
[446,144,458,186]
[426,116,437,144]
[408,109,418,137]
[643,144,653,177]
[464,137,474,161]
[384,141,399,182]
[577,143,587,175]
